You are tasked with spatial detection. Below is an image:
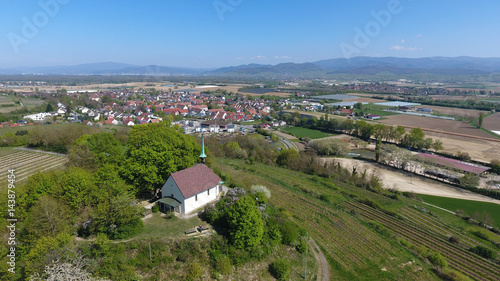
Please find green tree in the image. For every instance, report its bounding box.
[224,195,264,250]
[124,122,200,195]
[422,137,434,151]
[478,112,484,128]
[24,195,72,240]
[69,133,124,169]
[401,127,425,149]
[276,148,299,167]
[45,102,54,112]
[375,138,382,162]
[490,159,500,174]
[432,139,444,152]
[224,141,243,158]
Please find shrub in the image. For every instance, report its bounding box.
[215,256,232,275]
[111,218,144,239]
[427,252,448,268]
[269,259,291,281]
[152,204,159,213]
[296,238,307,254]
[280,220,299,245]
[186,262,203,281]
[469,246,496,259]
[319,194,332,203]
[448,236,459,244]
[470,230,489,241]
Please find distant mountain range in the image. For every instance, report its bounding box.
[2,57,500,77]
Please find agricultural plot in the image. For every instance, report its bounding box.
[425,106,489,118]
[346,201,500,281]
[0,148,68,188]
[380,114,495,139]
[418,194,500,229]
[484,112,500,131]
[0,96,17,113]
[282,127,331,139]
[215,158,440,281]
[20,97,44,110]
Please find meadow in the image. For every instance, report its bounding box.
[282,126,331,139]
[418,194,500,229]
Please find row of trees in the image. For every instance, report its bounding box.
[282,112,444,152]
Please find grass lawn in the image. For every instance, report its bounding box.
[132,213,203,240]
[353,103,399,117]
[282,126,331,139]
[241,120,262,125]
[418,194,500,229]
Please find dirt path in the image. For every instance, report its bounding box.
[309,238,330,281]
[324,157,500,205]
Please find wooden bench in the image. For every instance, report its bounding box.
[185,229,197,235]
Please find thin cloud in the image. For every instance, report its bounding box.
[390,45,421,51]
[416,34,422,38]
[273,55,292,60]
[251,55,268,60]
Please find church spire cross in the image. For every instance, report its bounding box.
[199,134,207,163]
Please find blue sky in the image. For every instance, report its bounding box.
[0,0,499,68]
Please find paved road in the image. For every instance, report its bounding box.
[279,136,299,151]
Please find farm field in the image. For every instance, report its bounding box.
[429,95,491,101]
[281,126,332,139]
[483,112,500,131]
[425,106,489,118]
[0,148,68,189]
[0,96,17,114]
[215,158,440,280]
[427,134,500,163]
[379,114,495,140]
[215,158,500,281]
[353,103,399,117]
[418,194,500,229]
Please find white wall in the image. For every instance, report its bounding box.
[183,185,220,214]
[161,177,186,214]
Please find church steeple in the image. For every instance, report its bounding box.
[200,134,207,164]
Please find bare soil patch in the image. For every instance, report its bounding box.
[324,157,500,204]
[429,95,490,101]
[423,134,500,163]
[484,112,500,131]
[425,106,489,118]
[379,115,493,139]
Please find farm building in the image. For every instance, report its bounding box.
[417,107,433,113]
[159,137,223,215]
[418,153,490,175]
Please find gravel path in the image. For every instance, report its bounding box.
[309,238,330,281]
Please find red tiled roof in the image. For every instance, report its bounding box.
[171,164,221,198]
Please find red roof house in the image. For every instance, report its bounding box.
[160,164,222,214]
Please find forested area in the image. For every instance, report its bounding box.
[0,122,203,280]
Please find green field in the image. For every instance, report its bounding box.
[418,194,500,228]
[352,103,399,117]
[282,126,332,139]
[0,95,44,113]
